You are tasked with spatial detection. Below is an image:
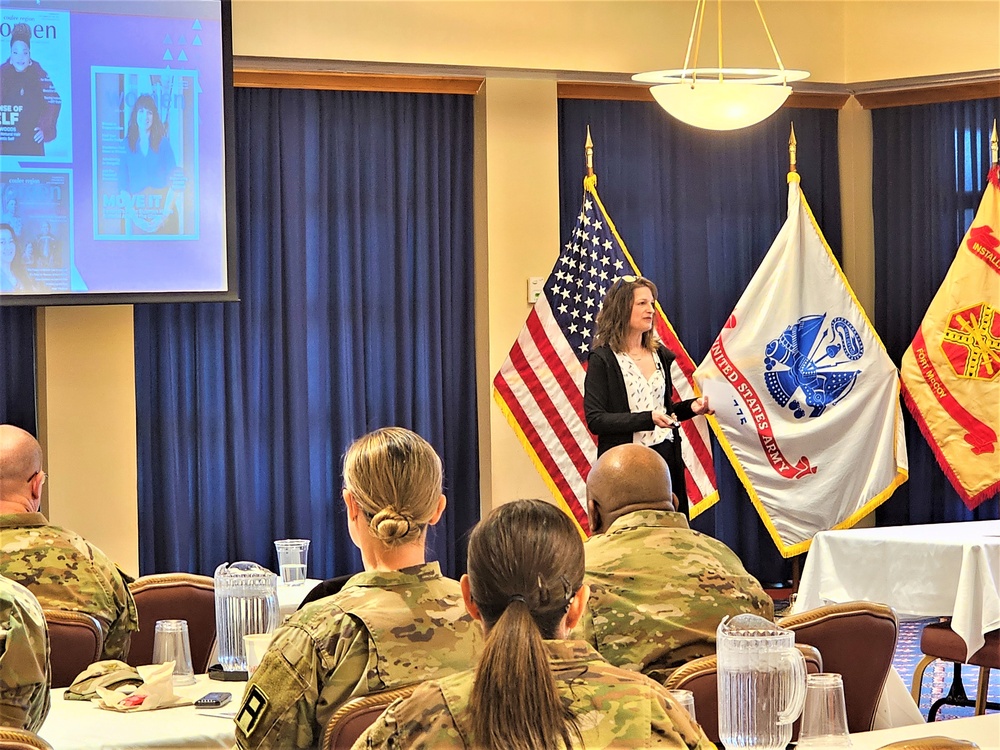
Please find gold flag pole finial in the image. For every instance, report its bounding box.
[789,122,798,173]
[585,125,595,178]
[991,119,998,166]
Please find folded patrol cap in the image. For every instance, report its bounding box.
[65,660,143,701]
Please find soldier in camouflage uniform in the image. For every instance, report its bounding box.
[236,563,481,749]
[577,444,773,683]
[358,500,715,750]
[359,638,713,749]
[0,574,50,732]
[234,428,482,750]
[0,424,138,661]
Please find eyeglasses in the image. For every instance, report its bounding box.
[26,469,45,485]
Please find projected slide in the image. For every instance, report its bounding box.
[0,1,230,300]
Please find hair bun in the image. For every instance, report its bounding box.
[369,508,415,543]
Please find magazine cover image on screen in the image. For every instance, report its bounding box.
[0,10,74,294]
[94,68,198,240]
[0,12,70,160]
[1,173,71,293]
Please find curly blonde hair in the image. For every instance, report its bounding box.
[343,427,443,547]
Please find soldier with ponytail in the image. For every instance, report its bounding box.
[360,499,715,749]
[236,427,482,750]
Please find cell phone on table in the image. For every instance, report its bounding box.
[195,691,232,708]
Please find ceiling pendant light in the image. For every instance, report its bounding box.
[633,0,809,131]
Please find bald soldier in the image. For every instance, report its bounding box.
[0,575,50,732]
[576,444,773,683]
[0,424,138,660]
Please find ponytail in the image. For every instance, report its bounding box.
[464,500,586,750]
[469,600,577,750]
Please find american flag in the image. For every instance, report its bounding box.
[493,174,718,534]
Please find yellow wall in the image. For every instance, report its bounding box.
[35,1,1000,572]
[231,1,999,85]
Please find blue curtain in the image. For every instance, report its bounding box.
[558,101,842,584]
[0,306,36,433]
[134,88,478,579]
[872,97,1000,524]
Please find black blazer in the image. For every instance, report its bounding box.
[583,344,696,458]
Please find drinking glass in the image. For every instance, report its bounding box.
[274,539,310,585]
[797,673,852,748]
[670,688,697,723]
[152,619,196,686]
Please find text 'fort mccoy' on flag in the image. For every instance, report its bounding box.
[492,173,717,534]
[901,162,1000,509]
[695,171,908,557]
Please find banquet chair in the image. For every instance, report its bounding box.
[128,573,216,672]
[0,728,54,750]
[780,601,898,733]
[43,609,105,689]
[663,643,822,744]
[911,619,1000,720]
[321,684,419,749]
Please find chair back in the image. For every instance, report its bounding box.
[42,609,105,689]
[127,573,216,672]
[321,684,418,750]
[664,643,822,744]
[0,728,54,750]
[780,601,898,733]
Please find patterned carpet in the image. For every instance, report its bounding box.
[894,620,999,721]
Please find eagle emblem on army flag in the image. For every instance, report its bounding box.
[764,313,865,419]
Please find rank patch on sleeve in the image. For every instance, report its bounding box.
[236,684,269,737]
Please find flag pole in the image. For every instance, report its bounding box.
[585,125,595,179]
[788,122,797,173]
[991,119,998,166]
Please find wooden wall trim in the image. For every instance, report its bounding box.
[233,69,483,95]
[556,82,849,110]
[855,80,1000,109]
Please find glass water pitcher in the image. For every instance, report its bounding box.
[716,613,807,750]
[214,561,280,673]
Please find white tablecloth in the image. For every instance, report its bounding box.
[793,520,1000,659]
[38,674,245,750]
[277,578,323,618]
[849,713,1000,749]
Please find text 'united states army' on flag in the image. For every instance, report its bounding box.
[493,174,717,534]
[694,171,908,557]
[901,163,1000,509]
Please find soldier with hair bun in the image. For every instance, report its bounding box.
[235,427,482,750]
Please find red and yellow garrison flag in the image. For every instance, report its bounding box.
[901,164,1000,509]
[493,174,717,535]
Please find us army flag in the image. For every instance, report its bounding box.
[694,172,908,557]
[901,164,1000,509]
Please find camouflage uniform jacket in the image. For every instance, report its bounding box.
[357,639,716,749]
[577,509,773,682]
[235,562,482,750]
[0,512,138,661]
[0,575,50,732]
